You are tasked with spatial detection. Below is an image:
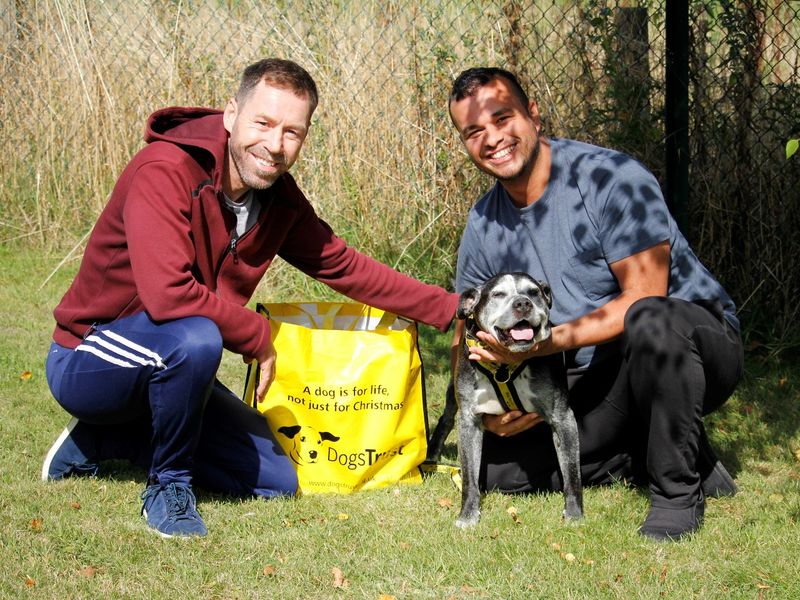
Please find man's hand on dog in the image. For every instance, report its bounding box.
[468,329,553,436]
[468,329,557,363]
[483,411,544,436]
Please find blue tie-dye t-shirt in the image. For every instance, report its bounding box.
[455,138,738,369]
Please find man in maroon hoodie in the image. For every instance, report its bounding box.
[42,58,458,538]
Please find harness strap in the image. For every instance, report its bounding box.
[464,324,531,414]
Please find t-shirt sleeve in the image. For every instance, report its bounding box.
[455,215,494,294]
[594,158,671,264]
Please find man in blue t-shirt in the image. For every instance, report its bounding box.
[448,67,743,541]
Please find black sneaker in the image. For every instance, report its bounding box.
[697,426,737,498]
[41,417,100,481]
[639,489,705,542]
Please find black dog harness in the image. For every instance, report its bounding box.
[463,324,534,414]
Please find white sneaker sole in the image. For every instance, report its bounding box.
[41,416,79,482]
[142,508,202,540]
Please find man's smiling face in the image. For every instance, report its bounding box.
[223,80,312,199]
[449,76,542,185]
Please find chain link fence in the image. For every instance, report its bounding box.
[1,1,798,343]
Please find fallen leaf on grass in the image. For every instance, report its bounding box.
[378,595,398,600]
[659,565,667,584]
[778,377,787,386]
[507,506,521,524]
[262,565,276,577]
[437,497,453,508]
[20,371,33,381]
[562,553,576,562]
[29,518,43,531]
[78,566,98,578]
[332,567,348,588]
[794,449,800,462]
[71,502,81,510]
[337,513,350,521]
[25,577,35,588]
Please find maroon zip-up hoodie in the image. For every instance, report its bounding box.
[53,107,457,357]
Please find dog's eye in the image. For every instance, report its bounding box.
[490,291,507,299]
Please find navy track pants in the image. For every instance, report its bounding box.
[45,312,297,497]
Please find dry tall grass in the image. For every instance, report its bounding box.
[1,1,798,340]
[0,1,617,278]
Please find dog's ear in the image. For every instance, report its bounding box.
[278,425,302,439]
[456,287,482,319]
[538,281,553,308]
[320,431,340,443]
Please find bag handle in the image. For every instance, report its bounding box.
[258,302,402,332]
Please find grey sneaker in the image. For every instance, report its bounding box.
[41,417,100,481]
[141,482,207,538]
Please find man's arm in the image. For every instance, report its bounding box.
[470,241,670,363]
[476,241,670,436]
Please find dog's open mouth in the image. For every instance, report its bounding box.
[494,320,536,345]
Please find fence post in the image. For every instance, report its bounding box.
[665,1,689,234]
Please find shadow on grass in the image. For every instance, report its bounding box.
[705,351,800,476]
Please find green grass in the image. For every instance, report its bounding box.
[1,244,800,599]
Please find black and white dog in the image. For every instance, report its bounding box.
[452,272,583,528]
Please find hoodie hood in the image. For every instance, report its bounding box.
[145,107,228,189]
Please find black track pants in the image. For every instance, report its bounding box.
[480,297,743,504]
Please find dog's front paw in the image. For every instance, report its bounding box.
[455,512,480,529]
[562,508,584,524]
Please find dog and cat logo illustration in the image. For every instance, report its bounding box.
[277,424,407,470]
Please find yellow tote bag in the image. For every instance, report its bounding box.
[243,302,428,494]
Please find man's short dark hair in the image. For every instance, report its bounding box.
[236,58,319,114]
[449,67,529,108]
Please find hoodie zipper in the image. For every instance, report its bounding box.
[215,232,239,274]
[229,232,239,264]
[215,189,267,274]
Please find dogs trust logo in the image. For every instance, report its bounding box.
[277,423,407,471]
[277,425,340,465]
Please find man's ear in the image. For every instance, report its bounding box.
[527,99,541,132]
[456,287,482,320]
[223,97,237,134]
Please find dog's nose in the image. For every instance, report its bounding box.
[512,297,533,314]
[309,450,317,459]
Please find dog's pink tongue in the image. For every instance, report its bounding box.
[510,325,534,341]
